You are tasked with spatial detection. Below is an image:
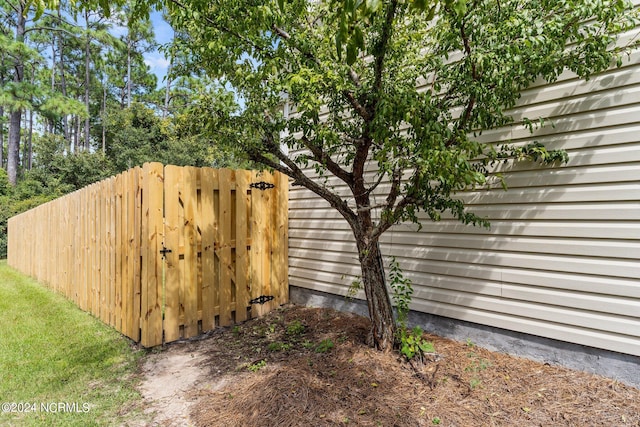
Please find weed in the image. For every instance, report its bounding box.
[465,350,492,390]
[315,338,335,353]
[301,340,314,349]
[268,323,277,334]
[286,320,306,336]
[399,326,435,360]
[232,325,241,336]
[432,417,442,425]
[389,257,435,362]
[267,341,291,352]
[346,277,362,300]
[247,359,267,372]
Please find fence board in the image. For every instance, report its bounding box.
[141,163,164,346]
[182,166,199,338]
[235,170,250,322]
[7,163,288,348]
[218,169,233,326]
[200,167,216,331]
[164,165,182,342]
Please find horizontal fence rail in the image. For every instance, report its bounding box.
[8,162,288,347]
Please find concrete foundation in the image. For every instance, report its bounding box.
[290,286,640,389]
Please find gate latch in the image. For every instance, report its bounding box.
[249,295,275,305]
[160,246,172,259]
[250,181,275,191]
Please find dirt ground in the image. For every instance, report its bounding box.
[135,304,640,426]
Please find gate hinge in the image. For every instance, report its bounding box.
[160,246,172,258]
[249,295,274,305]
[250,181,275,191]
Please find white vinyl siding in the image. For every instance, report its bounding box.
[287,16,640,357]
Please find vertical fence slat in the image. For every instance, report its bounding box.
[164,165,182,342]
[200,167,216,331]
[274,171,289,306]
[182,166,199,338]
[141,163,164,347]
[235,170,250,322]
[217,169,233,326]
[131,167,142,341]
[108,177,117,327]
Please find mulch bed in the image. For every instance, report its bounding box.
[188,304,639,426]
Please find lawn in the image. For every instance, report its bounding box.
[0,261,144,427]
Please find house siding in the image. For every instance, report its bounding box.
[287,16,640,357]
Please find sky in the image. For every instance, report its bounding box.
[143,12,174,87]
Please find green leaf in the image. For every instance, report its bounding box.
[346,42,357,65]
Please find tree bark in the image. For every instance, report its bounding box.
[58,4,70,145]
[7,3,26,185]
[357,237,396,350]
[0,105,4,169]
[27,109,33,170]
[127,31,132,107]
[7,110,21,185]
[84,9,91,150]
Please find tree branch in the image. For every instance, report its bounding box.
[271,24,370,122]
[301,135,354,186]
[372,0,399,96]
[254,132,359,230]
[169,0,269,56]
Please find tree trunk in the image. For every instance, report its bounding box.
[0,105,4,169]
[127,34,132,107]
[58,4,70,145]
[27,109,33,170]
[84,9,91,150]
[356,237,397,351]
[102,84,106,153]
[7,110,21,185]
[8,4,26,185]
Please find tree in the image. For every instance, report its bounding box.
[159,0,639,350]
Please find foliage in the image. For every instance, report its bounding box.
[285,320,306,336]
[247,359,267,372]
[315,338,335,353]
[389,257,435,360]
[159,0,639,350]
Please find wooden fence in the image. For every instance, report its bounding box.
[7,162,288,347]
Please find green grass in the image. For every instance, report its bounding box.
[0,261,145,426]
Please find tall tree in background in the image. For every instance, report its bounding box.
[3,0,27,185]
[162,0,639,350]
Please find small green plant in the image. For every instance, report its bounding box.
[286,320,306,336]
[346,277,362,300]
[267,341,291,352]
[465,351,491,390]
[247,359,267,372]
[232,325,241,336]
[268,323,277,334]
[389,257,435,361]
[301,340,314,349]
[399,326,435,360]
[432,417,442,425]
[315,338,335,353]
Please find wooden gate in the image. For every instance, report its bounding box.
[141,163,288,346]
[8,162,288,348]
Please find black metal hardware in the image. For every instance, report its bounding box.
[250,181,275,191]
[249,295,275,305]
[160,246,172,258]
